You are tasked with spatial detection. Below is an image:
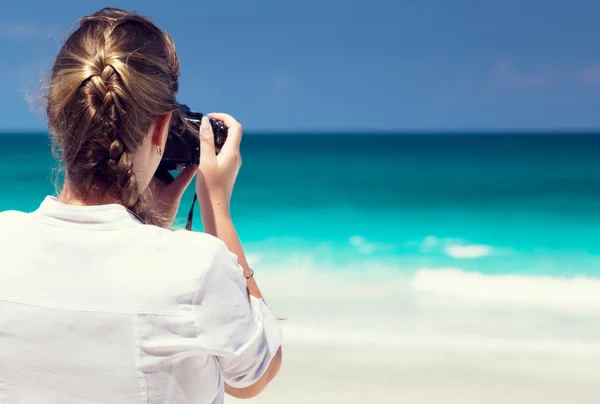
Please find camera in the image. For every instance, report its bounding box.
[155,104,227,184]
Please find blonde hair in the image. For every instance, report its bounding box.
[46,7,182,226]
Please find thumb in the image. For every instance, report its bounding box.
[168,165,197,197]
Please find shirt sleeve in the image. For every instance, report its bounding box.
[191,240,283,389]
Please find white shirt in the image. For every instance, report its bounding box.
[0,196,282,404]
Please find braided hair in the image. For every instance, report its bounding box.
[45,8,181,227]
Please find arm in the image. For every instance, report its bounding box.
[197,113,282,398]
[201,208,263,301]
[224,347,282,399]
[203,212,282,398]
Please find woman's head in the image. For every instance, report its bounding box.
[46,7,181,226]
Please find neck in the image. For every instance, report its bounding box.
[58,180,122,207]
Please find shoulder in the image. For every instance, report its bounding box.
[0,210,32,238]
[126,224,238,283]
[101,226,237,313]
[154,228,244,294]
[166,228,240,279]
[0,209,29,223]
[136,227,243,312]
[138,225,229,260]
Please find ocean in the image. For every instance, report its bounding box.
[3,132,600,403]
[5,133,600,276]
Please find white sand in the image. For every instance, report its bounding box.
[227,267,600,404]
[228,329,600,404]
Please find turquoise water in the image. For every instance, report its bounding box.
[2,133,600,280]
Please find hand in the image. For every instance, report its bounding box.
[147,165,197,227]
[196,113,243,216]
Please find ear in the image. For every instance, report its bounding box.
[150,112,173,148]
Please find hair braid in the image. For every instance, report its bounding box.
[87,63,142,212]
[46,7,180,227]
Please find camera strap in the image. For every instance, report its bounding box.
[185,193,197,231]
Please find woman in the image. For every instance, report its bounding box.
[0,7,282,403]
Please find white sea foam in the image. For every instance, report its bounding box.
[252,248,600,313]
[420,235,439,250]
[251,258,600,377]
[348,235,377,254]
[416,236,497,258]
[244,252,265,266]
[444,243,493,258]
[347,235,398,255]
[411,267,600,313]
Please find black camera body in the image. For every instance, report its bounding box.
[155,104,227,184]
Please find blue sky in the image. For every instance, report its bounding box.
[1,0,599,132]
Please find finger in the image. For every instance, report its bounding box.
[208,112,242,154]
[199,116,216,162]
[168,164,197,197]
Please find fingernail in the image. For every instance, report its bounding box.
[200,116,210,130]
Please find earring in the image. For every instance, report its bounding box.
[157,146,162,155]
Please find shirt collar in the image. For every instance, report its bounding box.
[34,196,142,229]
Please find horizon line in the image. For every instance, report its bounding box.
[1,129,600,136]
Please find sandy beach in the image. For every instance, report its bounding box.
[228,268,600,404]
[229,337,600,404]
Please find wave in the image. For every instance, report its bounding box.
[444,244,493,258]
[348,235,400,255]
[348,235,378,254]
[245,237,600,313]
[411,267,600,313]
[253,261,600,358]
[416,236,496,258]
[253,256,600,314]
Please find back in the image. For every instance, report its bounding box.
[0,197,282,404]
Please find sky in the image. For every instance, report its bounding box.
[0,0,599,132]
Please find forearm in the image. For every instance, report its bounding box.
[224,347,282,399]
[201,204,264,301]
